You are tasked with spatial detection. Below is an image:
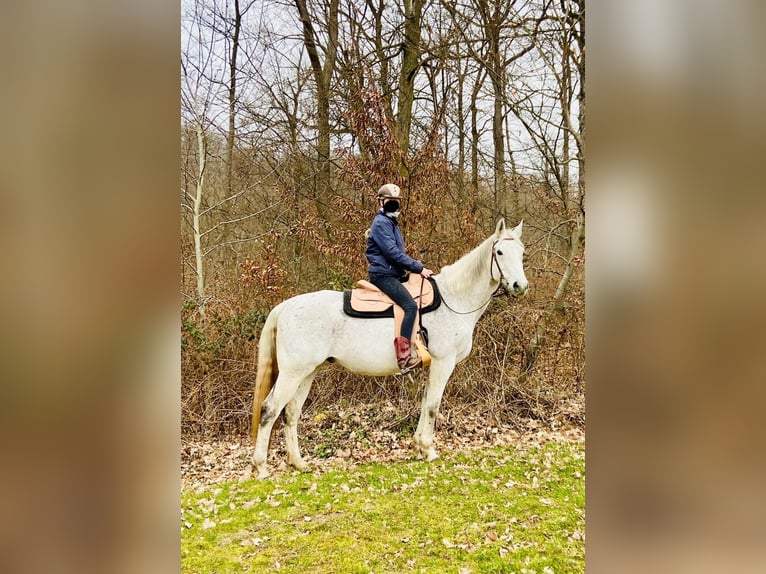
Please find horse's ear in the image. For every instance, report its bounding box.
[495,218,506,237]
[511,219,523,238]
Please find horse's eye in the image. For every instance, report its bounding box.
[497,250,503,256]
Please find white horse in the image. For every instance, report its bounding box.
[251,219,528,478]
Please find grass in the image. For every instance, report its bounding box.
[182,440,584,573]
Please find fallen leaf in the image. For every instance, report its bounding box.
[570,530,585,541]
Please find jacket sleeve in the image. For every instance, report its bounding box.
[371,217,424,273]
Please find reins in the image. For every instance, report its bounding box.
[438,240,508,315]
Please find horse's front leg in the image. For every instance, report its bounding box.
[413,355,456,461]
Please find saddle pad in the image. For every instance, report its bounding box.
[343,276,441,319]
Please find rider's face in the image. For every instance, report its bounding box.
[382,199,400,212]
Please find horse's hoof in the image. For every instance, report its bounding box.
[255,465,270,479]
[413,438,429,460]
[288,459,309,471]
[425,449,439,462]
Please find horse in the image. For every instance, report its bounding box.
[251,219,528,478]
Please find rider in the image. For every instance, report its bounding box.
[366,183,433,370]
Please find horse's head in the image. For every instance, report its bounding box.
[493,219,529,297]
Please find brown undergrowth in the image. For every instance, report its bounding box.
[181,255,584,439]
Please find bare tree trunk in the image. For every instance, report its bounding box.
[193,120,207,318]
[559,32,571,212]
[369,0,394,121]
[491,75,505,216]
[505,109,519,216]
[456,63,466,199]
[469,69,484,214]
[485,4,506,216]
[294,0,339,196]
[226,0,242,196]
[574,0,585,216]
[396,0,424,162]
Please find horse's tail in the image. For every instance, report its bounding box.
[251,303,282,444]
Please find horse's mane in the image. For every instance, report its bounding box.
[438,234,495,294]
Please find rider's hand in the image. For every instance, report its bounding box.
[420,267,433,278]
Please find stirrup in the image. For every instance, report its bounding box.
[398,356,422,375]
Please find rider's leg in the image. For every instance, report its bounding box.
[370,274,421,369]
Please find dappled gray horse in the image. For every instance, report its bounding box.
[252,219,528,478]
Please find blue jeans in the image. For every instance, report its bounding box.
[370,273,418,340]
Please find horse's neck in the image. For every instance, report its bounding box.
[438,236,498,314]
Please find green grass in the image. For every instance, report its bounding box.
[182,441,584,573]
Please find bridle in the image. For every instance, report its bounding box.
[439,239,517,315]
[489,241,507,294]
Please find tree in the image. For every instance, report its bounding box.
[224,0,258,195]
[516,0,585,373]
[294,0,340,197]
[442,0,547,217]
[181,0,277,314]
[181,0,223,316]
[395,0,426,160]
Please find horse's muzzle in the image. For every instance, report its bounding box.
[510,280,529,297]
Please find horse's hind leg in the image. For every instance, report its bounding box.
[253,370,310,478]
[284,373,315,470]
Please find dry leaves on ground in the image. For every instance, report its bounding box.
[182,402,583,489]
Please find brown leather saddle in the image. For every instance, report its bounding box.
[343,275,440,318]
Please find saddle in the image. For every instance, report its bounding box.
[343,274,440,318]
[343,275,441,369]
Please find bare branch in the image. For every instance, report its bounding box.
[200,202,283,238]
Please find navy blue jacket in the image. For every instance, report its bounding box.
[366,210,424,278]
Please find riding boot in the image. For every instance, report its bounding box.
[394,336,421,370]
